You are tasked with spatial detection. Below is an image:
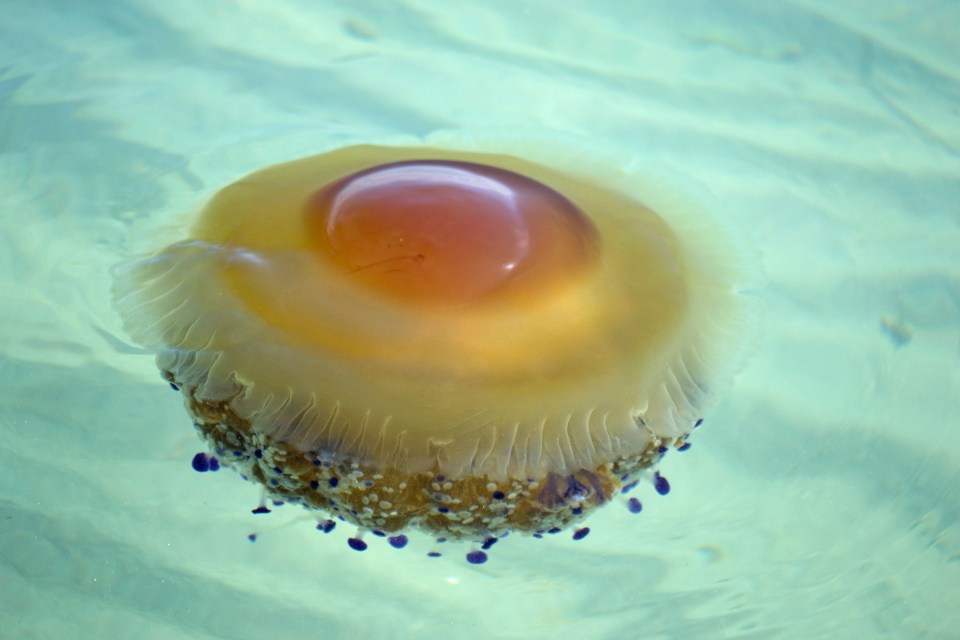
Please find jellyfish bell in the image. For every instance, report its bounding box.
[113,132,758,563]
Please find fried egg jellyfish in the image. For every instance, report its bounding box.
[113,131,760,564]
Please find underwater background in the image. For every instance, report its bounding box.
[1,1,958,638]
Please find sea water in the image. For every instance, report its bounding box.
[1,1,958,638]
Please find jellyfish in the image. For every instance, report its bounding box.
[114,134,757,564]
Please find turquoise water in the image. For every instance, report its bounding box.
[2,1,959,638]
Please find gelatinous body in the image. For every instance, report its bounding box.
[310,160,597,305]
[114,140,756,559]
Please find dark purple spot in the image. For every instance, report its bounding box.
[371,530,386,537]
[208,457,220,472]
[628,497,643,514]
[252,505,271,515]
[347,538,367,551]
[388,535,408,549]
[247,533,257,542]
[437,506,449,513]
[572,527,590,541]
[435,475,445,482]
[564,476,590,501]
[654,472,670,496]
[316,520,336,533]
[621,480,639,494]
[466,550,488,564]
[328,477,339,488]
[269,479,279,486]
[427,551,442,558]
[272,466,282,474]
[309,480,319,490]
[271,500,284,506]
[169,382,180,391]
[191,453,210,472]
[481,537,498,550]
[657,445,668,454]
[533,533,543,539]
[694,418,704,428]
[547,527,561,534]
[254,449,263,459]
[492,490,505,500]
[678,442,692,452]
[436,537,447,544]
[572,507,582,515]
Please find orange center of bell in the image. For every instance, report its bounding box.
[306,160,599,305]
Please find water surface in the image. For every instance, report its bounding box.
[1,1,958,638]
